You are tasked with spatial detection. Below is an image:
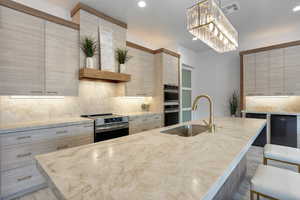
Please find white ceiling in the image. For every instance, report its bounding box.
[50,0,300,52]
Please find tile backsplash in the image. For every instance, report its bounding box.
[246,96,300,113]
[0,81,154,124]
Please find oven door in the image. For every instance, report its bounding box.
[164,111,179,126]
[95,123,129,142]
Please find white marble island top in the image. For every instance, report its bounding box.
[36,117,266,200]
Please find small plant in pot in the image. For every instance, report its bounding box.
[80,37,97,68]
[229,91,239,117]
[115,48,131,73]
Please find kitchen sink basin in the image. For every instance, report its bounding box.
[161,124,209,137]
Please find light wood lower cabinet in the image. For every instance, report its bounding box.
[129,114,163,135]
[0,122,94,199]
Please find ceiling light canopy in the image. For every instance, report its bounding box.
[187,0,238,53]
[293,5,300,12]
[138,1,146,8]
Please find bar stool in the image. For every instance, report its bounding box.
[251,165,300,200]
[263,144,300,172]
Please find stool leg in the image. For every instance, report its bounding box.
[263,157,267,165]
[250,191,254,200]
[257,193,260,200]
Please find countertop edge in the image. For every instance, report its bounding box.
[116,112,163,117]
[202,120,266,200]
[242,110,300,116]
[0,118,94,135]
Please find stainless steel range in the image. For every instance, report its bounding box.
[81,113,129,143]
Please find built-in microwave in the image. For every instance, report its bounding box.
[164,85,179,102]
[164,85,179,126]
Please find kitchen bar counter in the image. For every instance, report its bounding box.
[36,117,266,200]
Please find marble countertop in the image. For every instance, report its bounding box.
[0,117,93,134]
[36,117,265,200]
[116,111,163,117]
[242,110,300,116]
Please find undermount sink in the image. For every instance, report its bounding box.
[161,124,209,137]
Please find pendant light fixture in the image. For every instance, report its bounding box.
[187,0,238,53]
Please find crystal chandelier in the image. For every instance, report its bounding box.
[187,0,238,53]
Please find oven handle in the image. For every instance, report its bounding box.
[165,109,180,114]
[95,123,129,133]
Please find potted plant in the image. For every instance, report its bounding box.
[115,48,131,73]
[229,91,239,117]
[80,37,97,68]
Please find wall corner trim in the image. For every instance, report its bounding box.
[126,41,181,58]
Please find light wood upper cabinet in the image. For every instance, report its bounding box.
[45,21,79,96]
[244,54,256,96]
[255,51,269,96]
[284,46,300,95]
[163,53,179,86]
[0,6,45,95]
[269,49,284,95]
[125,47,155,96]
[243,44,300,96]
[0,6,80,96]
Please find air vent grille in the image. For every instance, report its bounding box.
[222,2,240,15]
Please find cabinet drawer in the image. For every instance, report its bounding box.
[129,114,162,134]
[0,123,93,148]
[1,164,45,198]
[1,135,93,171]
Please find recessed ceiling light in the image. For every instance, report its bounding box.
[293,5,300,12]
[138,1,146,8]
[192,37,198,41]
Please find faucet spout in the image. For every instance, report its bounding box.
[192,94,215,133]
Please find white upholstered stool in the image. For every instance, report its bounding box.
[264,144,300,173]
[251,165,300,200]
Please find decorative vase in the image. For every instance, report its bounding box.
[120,64,126,73]
[118,63,125,73]
[86,57,94,68]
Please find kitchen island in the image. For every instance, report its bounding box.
[36,117,266,200]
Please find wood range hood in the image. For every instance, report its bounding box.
[79,68,131,83]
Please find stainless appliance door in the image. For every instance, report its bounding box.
[95,123,129,142]
[164,111,179,126]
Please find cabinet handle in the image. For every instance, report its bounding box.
[47,91,58,94]
[56,130,68,134]
[17,152,32,158]
[17,136,31,140]
[287,92,295,95]
[83,125,93,128]
[30,91,43,94]
[136,93,147,96]
[274,92,283,95]
[57,145,69,150]
[255,93,264,96]
[18,175,32,182]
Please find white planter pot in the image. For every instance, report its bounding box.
[86,57,94,68]
[120,64,126,73]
